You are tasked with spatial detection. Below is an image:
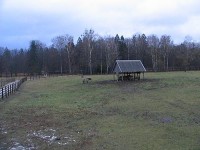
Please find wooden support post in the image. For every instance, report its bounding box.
[9,84,11,95]
[5,86,7,98]
[117,73,119,81]
[8,85,9,96]
[2,88,3,99]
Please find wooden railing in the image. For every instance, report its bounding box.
[0,78,15,87]
[0,77,27,100]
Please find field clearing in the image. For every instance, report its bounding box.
[1,72,200,149]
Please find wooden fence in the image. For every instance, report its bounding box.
[0,78,15,87]
[0,77,27,100]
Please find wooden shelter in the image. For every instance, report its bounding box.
[113,60,146,81]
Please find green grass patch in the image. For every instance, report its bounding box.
[1,72,200,149]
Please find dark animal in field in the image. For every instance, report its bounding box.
[82,77,92,84]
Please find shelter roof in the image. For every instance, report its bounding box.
[113,60,146,73]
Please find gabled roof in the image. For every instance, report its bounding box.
[113,60,146,73]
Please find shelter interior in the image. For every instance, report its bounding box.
[116,72,144,81]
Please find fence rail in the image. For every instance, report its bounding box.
[0,77,27,100]
[0,78,15,87]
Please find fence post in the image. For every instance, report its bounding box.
[9,84,11,95]
[5,86,7,98]
[13,83,15,92]
[11,84,13,94]
[10,84,11,95]
[8,85,10,96]
[7,85,9,96]
[8,84,11,95]
[1,88,3,99]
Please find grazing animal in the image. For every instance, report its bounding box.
[82,77,92,84]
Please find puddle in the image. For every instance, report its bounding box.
[1,127,8,134]
[9,142,27,150]
[8,140,36,150]
[28,128,76,146]
[0,125,77,149]
[0,121,8,135]
[160,117,173,123]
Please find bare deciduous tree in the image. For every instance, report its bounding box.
[52,34,74,74]
[65,35,74,74]
[105,36,118,74]
[82,29,96,75]
[52,36,66,74]
[160,35,172,71]
[147,35,160,71]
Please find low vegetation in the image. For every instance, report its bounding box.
[1,72,200,149]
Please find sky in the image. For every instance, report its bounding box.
[1,0,200,49]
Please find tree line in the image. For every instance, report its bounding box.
[1,29,200,76]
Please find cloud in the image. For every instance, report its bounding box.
[1,0,200,48]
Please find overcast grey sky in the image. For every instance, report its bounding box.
[1,0,200,49]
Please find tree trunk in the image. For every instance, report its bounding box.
[67,48,71,74]
[155,51,158,72]
[100,48,103,75]
[106,53,110,74]
[60,51,63,74]
[151,48,155,71]
[166,55,169,71]
[89,49,92,75]
[163,55,166,71]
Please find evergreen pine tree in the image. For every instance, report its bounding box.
[28,40,39,74]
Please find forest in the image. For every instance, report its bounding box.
[1,29,200,76]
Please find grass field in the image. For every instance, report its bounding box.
[1,72,200,149]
